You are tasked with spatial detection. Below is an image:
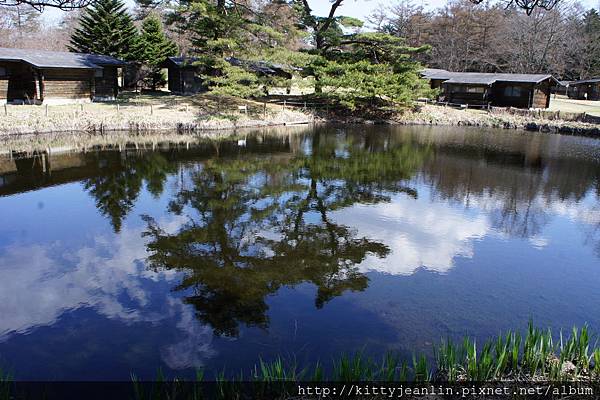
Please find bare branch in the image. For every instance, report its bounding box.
[0,0,93,11]
[319,0,344,34]
[469,0,561,15]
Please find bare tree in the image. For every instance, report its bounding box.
[469,0,561,15]
[0,5,78,50]
[373,0,591,78]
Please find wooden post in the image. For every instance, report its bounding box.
[38,70,45,104]
[150,105,154,115]
[263,102,267,119]
[3,103,6,116]
[80,104,84,112]
[45,104,49,117]
[283,100,286,111]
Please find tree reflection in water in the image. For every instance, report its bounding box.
[142,132,431,337]
[84,152,177,232]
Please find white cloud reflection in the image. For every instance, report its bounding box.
[331,195,490,275]
[0,217,216,370]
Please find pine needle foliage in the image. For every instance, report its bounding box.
[68,0,138,60]
[134,14,178,90]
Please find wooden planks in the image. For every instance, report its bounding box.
[94,67,118,98]
[42,68,93,99]
[0,78,7,100]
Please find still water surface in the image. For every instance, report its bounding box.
[1,125,599,380]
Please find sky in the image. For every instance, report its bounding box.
[41,0,600,26]
[307,0,599,20]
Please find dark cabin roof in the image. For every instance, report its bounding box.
[162,56,300,78]
[0,47,126,69]
[163,56,202,68]
[225,57,294,77]
[421,69,557,85]
[570,77,600,85]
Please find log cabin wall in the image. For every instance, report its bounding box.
[430,79,446,90]
[591,83,600,100]
[0,61,9,102]
[443,84,488,105]
[167,65,182,93]
[490,82,533,108]
[181,68,203,94]
[0,61,37,103]
[167,65,204,94]
[532,81,552,108]
[41,68,93,101]
[94,66,118,99]
[572,82,600,100]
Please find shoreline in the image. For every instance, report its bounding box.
[0,102,599,138]
[1,325,599,385]
[337,104,600,137]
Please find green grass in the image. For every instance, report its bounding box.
[127,323,600,387]
[0,368,11,400]
[122,323,600,399]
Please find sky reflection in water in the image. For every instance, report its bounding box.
[0,125,599,380]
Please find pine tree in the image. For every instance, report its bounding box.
[68,0,138,60]
[134,14,178,90]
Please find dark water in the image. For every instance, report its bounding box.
[1,125,599,380]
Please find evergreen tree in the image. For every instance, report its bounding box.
[68,0,138,60]
[134,14,178,90]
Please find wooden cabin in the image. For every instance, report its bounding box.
[567,78,600,101]
[161,57,204,94]
[161,56,295,95]
[553,80,570,96]
[421,69,557,109]
[0,47,126,105]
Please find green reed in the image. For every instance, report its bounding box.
[0,368,11,400]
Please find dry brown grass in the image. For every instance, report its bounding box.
[0,93,313,136]
[548,96,600,117]
[393,104,600,136]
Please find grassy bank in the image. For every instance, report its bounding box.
[199,324,599,383]
[1,94,600,137]
[391,104,600,136]
[0,94,313,136]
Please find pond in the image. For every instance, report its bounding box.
[0,125,599,380]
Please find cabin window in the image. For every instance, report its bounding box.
[449,85,485,94]
[0,67,6,77]
[504,86,522,97]
[449,86,467,93]
[466,86,485,94]
[94,69,104,78]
